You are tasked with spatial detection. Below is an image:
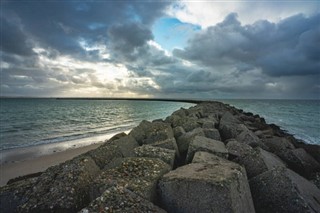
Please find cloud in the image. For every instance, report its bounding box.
[0,17,35,56]
[174,13,320,77]
[108,22,153,61]
[2,1,169,58]
[168,1,319,28]
[1,1,319,99]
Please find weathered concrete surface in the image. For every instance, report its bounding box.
[159,162,255,213]
[235,147,286,179]
[218,111,242,141]
[264,137,320,178]
[203,128,221,141]
[176,128,205,154]
[150,138,180,157]
[19,155,101,212]
[289,148,320,178]
[235,124,267,149]
[165,115,201,132]
[134,145,175,168]
[91,157,170,203]
[79,186,166,213]
[250,167,320,213]
[226,139,254,159]
[173,126,185,139]
[86,135,138,169]
[0,177,38,213]
[106,135,139,157]
[186,136,228,163]
[129,120,174,145]
[192,151,232,165]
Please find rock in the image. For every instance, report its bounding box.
[0,177,38,213]
[186,105,204,118]
[186,136,228,163]
[150,138,180,158]
[129,120,151,144]
[134,145,176,168]
[165,115,200,132]
[288,148,320,178]
[311,172,320,189]
[176,128,205,155]
[264,137,320,178]
[173,126,185,139]
[250,167,320,213]
[192,151,230,164]
[226,139,254,159]
[91,157,170,203]
[235,147,286,179]
[79,186,167,213]
[6,172,42,185]
[108,132,127,142]
[203,128,221,141]
[172,108,188,117]
[107,135,139,158]
[201,120,217,129]
[18,155,101,212]
[263,136,295,153]
[291,140,320,163]
[236,124,266,148]
[130,121,174,145]
[86,143,123,169]
[218,111,242,141]
[159,161,255,213]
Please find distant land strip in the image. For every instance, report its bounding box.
[55,97,204,104]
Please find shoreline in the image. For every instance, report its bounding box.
[0,130,130,186]
[0,143,101,186]
[1,101,319,212]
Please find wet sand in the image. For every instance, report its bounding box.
[0,143,102,186]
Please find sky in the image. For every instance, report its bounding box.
[1,0,319,99]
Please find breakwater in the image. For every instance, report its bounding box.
[1,101,319,212]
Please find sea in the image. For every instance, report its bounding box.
[0,99,319,152]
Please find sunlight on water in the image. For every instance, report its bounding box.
[0,99,194,150]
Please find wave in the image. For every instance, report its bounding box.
[0,123,135,151]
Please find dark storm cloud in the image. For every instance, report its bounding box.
[108,22,153,61]
[0,17,34,56]
[174,13,320,77]
[2,1,170,57]
[1,1,170,97]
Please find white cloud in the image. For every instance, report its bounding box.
[167,1,319,28]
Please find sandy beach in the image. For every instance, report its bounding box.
[0,143,102,186]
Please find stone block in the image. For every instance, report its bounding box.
[134,145,176,168]
[18,155,100,212]
[79,186,167,213]
[129,120,174,145]
[226,139,254,159]
[186,136,228,163]
[173,126,185,139]
[192,151,231,165]
[150,138,180,158]
[203,128,221,141]
[235,147,286,179]
[91,157,170,203]
[250,167,320,213]
[176,128,204,155]
[159,162,255,213]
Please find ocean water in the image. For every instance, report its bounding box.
[221,99,320,145]
[0,99,194,151]
[0,99,319,152]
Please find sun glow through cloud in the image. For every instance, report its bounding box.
[1,1,319,99]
